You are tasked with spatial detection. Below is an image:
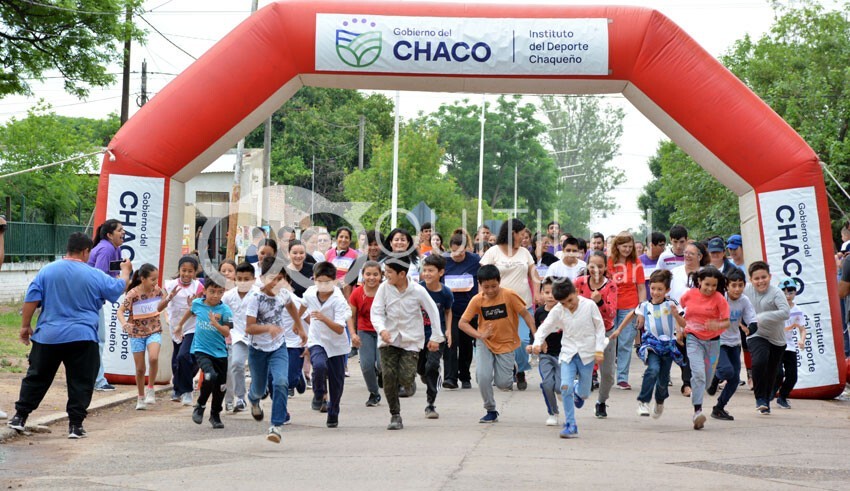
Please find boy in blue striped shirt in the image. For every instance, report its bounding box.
[612,269,685,419]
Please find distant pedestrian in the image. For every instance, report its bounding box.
[8,233,130,438]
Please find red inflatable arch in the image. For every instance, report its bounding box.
[95,0,846,397]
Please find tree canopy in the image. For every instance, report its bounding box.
[0,0,144,98]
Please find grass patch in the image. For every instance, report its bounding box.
[0,304,30,372]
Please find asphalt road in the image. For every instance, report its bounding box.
[2,356,849,490]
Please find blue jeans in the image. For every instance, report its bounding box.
[513,308,533,373]
[95,308,108,387]
[637,351,673,404]
[538,353,561,415]
[560,355,594,427]
[715,344,741,409]
[248,346,289,426]
[615,308,637,384]
[287,347,306,391]
[358,330,381,396]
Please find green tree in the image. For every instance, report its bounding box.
[636,147,674,235]
[0,106,107,223]
[343,123,483,234]
[639,141,740,240]
[0,0,144,98]
[422,95,558,221]
[720,1,850,233]
[245,87,394,226]
[539,95,626,236]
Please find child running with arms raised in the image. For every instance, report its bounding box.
[175,276,233,429]
[531,278,606,438]
[117,263,168,410]
[612,269,685,419]
[245,256,307,443]
[371,259,445,430]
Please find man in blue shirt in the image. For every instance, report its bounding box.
[8,233,130,439]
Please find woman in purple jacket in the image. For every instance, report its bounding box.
[88,219,126,390]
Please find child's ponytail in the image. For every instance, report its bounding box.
[126,263,158,293]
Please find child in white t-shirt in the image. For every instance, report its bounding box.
[775,278,806,409]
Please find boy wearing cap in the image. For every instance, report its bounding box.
[727,234,746,275]
[706,237,738,275]
[774,278,806,409]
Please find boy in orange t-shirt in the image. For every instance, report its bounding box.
[460,265,536,423]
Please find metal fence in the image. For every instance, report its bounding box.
[2,222,92,261]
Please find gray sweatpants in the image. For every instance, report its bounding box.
[596,328,617,404]
[476,345,515,412]
[538,353,561,415]
[227,341,249,403]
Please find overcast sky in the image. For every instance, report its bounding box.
[0,0,785,236]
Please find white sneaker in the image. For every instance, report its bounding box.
[0,408,8,419]
[652,402,664,419]
[267,425,282,444]
[181,392,193,406]
[135,397,147,410]
[545,414,559,426]
[637,402,650,417]
[144,387,156,405]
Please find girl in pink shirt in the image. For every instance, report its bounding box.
[679,267,730,431]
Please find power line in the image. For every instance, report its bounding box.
[137,15,197,60]
[0,150,106,180]
[19,0,123,15]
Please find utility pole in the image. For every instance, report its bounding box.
[138,59,148,107]
[226,0,260,260]
[119,4,132,125]
[358,115,365,170]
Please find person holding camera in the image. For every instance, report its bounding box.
[87,219,126,391]
[7,233,131,438]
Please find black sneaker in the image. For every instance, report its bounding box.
[326,414,339,428]
[288,388,295,398]
[442,379,458,390]
[377,371,383,389]
[425,405,439,419]
[707,377,720,396]
[209,413,224,429]
[251,400,264,421]
[7,413,27,432]
[68,424,87,439]
[479,410,499,423]
[516,372,528,391]
[366,393,381,407]
[461,381,472,390]
[387,414,403,430]
[776,398,792,409]
[595,402,608,419]
[311,395,323,411]
[711,406,734,421]
[320,400,328,413]
[94,383,116,392]
[192,404,205,425]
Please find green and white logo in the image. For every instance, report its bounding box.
[335,18,382,68]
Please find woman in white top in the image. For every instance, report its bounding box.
[668,240,709,397]
[480,219,541,390]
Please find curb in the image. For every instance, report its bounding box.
[0,386,174,444]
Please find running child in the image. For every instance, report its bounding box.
[161,256,205,406]
[545,236,587,281]
[527,277,561,426]
[175,276,233,429]
[459,265,535,424]
[531,278,606,439]
[371,259,445,430]
[612,269,685,419]
[679,267,730,430]
[218,260,237,411]
[708,268,756,421]
[417,254,454,419]
[775,278,807,409]
[304,262,354,428]
[245,256,307,443]
[117,263,168,410]
[221,262,259,413]
[744,261,790,415]
[349,261,383,407]
[574,252,618,418]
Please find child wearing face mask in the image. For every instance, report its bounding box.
[221,262,260,413]
[305,262,355,428]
